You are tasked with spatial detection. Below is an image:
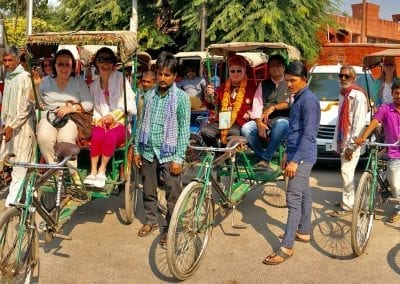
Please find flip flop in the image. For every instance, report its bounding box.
[137,223,159,237]
[278,233,310,243]
[328,209,352,217]
[263,248,293,265]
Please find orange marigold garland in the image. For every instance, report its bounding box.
[220,77,247,144]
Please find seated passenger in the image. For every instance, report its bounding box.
[83,47,137,188]
[241,54,291,170]
[176,66,206,109]
[37,49,93,183]
[201,54,257,146]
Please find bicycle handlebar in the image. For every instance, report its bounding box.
[189,142,240,153]
[4,154,71,169]
[363,140,400,148]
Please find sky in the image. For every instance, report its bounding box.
[341,0,399,20]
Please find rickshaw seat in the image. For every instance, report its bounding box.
[54,142,81,158]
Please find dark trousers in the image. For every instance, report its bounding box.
[141,158,183,231]
[282,162,314,249]
[200,122,241,147]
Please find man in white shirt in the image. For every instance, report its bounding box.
[329,65,369,217]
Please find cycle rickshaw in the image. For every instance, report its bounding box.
[351,48,400,256]
[166,42,301,280]
[0,31,143,282]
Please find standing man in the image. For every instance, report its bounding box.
[329,65,369,217]
[263,61,320,265]
[133,52,190,246]
[355,83,400,223]
[241,54,290,170]
[1,46,36,207]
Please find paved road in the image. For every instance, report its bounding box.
[2,164,399,283]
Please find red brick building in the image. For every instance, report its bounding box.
[316,2,400,77]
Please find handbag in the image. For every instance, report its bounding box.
[69,110,93,143]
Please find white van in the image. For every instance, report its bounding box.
[308,64,376,161]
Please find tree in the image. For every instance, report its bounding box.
[58,0,175,51]
[174,0,342,61]
[4,17,60,46]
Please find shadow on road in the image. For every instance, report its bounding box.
[387,243,400,275]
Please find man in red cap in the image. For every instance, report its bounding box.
[202,54,258,146]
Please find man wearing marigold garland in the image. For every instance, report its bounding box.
[201,54,258,146]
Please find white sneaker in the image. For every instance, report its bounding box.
[84,174,96,185]
[94,174,107,188]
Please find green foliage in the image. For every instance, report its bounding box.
[169,0,342,61]
[4,17,61,46]
[12,0,342,61]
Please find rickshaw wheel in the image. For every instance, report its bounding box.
[124,160,139,224]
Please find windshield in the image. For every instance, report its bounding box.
[308,72,376,101]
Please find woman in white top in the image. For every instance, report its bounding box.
[83,47,136,188]
[37,49,93,181]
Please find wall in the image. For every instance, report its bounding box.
[316,44,400,78]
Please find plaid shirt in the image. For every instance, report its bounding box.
[134,84,191,164]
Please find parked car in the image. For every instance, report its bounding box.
[308,64,376,161]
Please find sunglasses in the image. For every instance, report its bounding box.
[56,62,72,68]
[97,57,114,64]
[338,74,352,79]
[383,63,394,67]
[229,69,242,74]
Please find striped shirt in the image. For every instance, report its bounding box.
[134,84,191,164]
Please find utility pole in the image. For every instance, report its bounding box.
[26,0,33,36]
[360,0,367,43]
[200,2,207,51]
[130,0,138,33]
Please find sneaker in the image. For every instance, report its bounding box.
[84,174,96,185]
[70,171,82,186]
[94,174,107,188]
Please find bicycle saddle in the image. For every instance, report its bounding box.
[54,142,80,158]
[226,136,248,148]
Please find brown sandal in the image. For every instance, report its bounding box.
[263,248,293,265]
[137,223,159,237]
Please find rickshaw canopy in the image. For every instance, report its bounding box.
[26,31,137,63]
[207,42,301,61]
[362,48,400,70]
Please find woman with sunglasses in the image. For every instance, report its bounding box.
[374,56,400,106]
[83,47,136,188]
[201,54,258,146]
[37,49,93,183]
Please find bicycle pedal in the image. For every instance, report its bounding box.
[53,233,72,240]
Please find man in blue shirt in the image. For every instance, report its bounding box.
[263,61,320,265]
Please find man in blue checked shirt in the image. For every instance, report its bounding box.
[134,51,191,247]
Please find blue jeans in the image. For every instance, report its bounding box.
[241,118,289,161]
[282,162,314,249]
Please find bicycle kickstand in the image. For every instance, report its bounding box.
[231,205,247,229]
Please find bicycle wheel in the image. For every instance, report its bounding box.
[351,172,375,256]
[167,181,214,280]
[124,161,139,224]
[0,207,39,283]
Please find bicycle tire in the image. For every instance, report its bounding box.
[124,160,139,224]
[351,171,375,256]
[167,181,214,280]
[0,207,39,283]
[263,184,287,208]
